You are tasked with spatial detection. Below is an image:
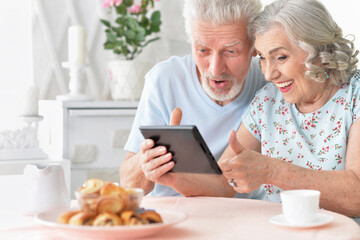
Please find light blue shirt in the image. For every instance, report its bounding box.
[125,54,266,196]
[243,70,360,202]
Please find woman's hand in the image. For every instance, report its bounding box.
[218,130,274,193]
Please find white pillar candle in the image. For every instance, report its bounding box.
[22,85,39,116]
[68,25,86,64]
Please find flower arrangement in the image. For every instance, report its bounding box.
[101,0,161,60]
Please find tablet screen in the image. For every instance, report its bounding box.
[139,125,222,174]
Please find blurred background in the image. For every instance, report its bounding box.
[0,0,359,131]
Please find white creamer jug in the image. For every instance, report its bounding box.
[23,163,70,215]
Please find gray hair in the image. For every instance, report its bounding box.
[250,0,358,85]
[183,0,262,42]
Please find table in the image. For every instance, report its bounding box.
[0,197,359,240]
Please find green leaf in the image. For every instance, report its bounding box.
[121,46,129,57]
[116,17,127,25]
[116,4,127,15]
[112,27,124,37]
[100,19,111,28]
[136,26,146,36]
[136,32,145,42]
[123,0,133,7]
[106,31,117,43]
[114,49,122,54]
[116,40,124,46]
[125,30,136,40]
[104,42,116,49]
[150,11,161,24]
[150,24,160,33]
[127,18,139,30]
[140,17,149,27]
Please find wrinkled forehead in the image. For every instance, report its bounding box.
[190,20,250,44]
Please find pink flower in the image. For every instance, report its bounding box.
[128,4,142,13]
[103,0,122,8]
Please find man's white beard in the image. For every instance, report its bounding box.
[201,73,243,102]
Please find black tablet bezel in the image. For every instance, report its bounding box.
[139,125,222,175]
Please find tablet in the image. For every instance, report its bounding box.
[139,125,222,175]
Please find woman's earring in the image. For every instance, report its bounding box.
[315,69,330,80]
[325,71,330,79]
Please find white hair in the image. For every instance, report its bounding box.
[251,0,358,85]
[183,0,262,42]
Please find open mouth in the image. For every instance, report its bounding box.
[276,80,294,92]
[211,80,227,89]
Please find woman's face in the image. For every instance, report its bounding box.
[254,25,327,107]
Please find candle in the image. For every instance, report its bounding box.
[22,85,39,116]
[68,25,86,64]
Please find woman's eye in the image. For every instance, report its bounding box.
[277,55,287,61]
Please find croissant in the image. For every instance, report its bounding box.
[100,182,130,209]
[56,210,81,224]
[78,178,105,194]
[96,196,127,214]
[121,210,147,225]
[140,211,163,224]
[93,212,123,226]
[68,212,96,226]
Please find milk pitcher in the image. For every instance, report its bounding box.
[23,163,70,215]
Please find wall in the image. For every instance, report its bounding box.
[0,0,33,131]
[0,0,359,131]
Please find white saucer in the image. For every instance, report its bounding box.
[269,213,333,228]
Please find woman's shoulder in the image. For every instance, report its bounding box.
[252,83,281,101]
[342,70,360,93]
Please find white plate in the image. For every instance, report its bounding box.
[36,209,187,239]
[269,213,333,228]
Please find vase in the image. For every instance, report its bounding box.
[107,59,153,101]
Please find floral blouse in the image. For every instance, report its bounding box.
[242,71,360,202]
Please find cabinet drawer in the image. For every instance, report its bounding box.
[66,108,136,169]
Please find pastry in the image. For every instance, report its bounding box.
[100,182,130,209]
[78,178,105,194]
[121,210,147,225]
[96,196,127,214]
[56,210,81,224]
[140,210,163,224]
[68,212,96,226]
[100,182,125,196]
[93,212,123,226]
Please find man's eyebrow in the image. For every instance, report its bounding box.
[194,40,242,48]
[224,41,242,47]
[194,40,208,47]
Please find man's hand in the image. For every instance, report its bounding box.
[140,108,182,186]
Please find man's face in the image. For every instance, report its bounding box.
[191,20,255,106]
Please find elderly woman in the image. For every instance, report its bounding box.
[218,0,360,217]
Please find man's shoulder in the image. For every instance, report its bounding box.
[146,54,194,78]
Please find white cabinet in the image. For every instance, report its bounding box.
[39,100,137,195]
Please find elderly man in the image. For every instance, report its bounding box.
[119,0,265,197]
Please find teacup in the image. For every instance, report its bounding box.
[280,189,320,225]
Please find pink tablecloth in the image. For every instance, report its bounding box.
[1,196,359,240]
[141,197,360,240]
